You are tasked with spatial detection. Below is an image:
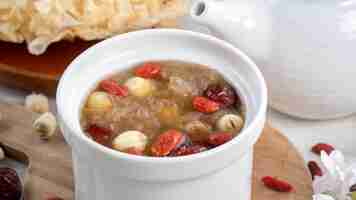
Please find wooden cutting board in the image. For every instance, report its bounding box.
[0,101,313,200]
[0,41,97,95]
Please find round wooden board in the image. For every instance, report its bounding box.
[0,101,313,200]
[0,41,97,95]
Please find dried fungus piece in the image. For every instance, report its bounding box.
[33,112,57,140]
[25,93,49,114]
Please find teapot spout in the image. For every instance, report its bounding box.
[190,0,271,61]
[190,0,227,38]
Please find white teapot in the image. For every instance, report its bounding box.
[190,0,356,119]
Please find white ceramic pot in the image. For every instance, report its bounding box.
[56,29,267,200]
[190,0,356,119]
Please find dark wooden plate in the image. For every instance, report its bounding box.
[0,40,98,95]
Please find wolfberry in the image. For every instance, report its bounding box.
[261,176,293,192]
[151,130,184,156]
[311,143,334,155]
[350,184,356,192]
[87,125,111,145]
[204,84,238,107]
[100,79,128,97]
[0,167,22,200]
[171,145,207,156]
[192,96,220,113]
[307,161,322,180]
[135,62,161,79]
[207,132,233,146]
[124,147,144,156]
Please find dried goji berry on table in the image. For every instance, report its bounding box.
[151,130,185,157]
[0,167,22,200]
[192,96,220,113]
[170,145,207,156]
[307,161,322,180]
[135,62,161,79]
[311,143,335,155]
[87,125,112,145]
[207,132,233,146]
[204,84,238,107]
[100,79,128,97]
[261,176,293,192]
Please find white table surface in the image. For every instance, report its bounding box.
[1,84,355,162]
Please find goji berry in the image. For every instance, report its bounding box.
[307,161,322,180]
[261,176,293,192]
[135,62,161,79]
[87,125,111,145]
[151,130,184,157]
[124,147,144,156]
[311,143,334,155]
[100,79,128,97]
[207,132,233,146]
[0,167,22,200]
[204,84,238,107]
[192,96,220,113]
[171,145,207,156]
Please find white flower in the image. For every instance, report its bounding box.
[313,150,356,200]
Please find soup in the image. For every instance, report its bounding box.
[80,61,245,157]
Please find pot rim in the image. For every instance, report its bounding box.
[56,29,268,165]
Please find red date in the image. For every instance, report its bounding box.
[204,84,238,107]
[0,167,22,200]
[207,132,233,146]
[87,125,112,145]
[171,145,207,156]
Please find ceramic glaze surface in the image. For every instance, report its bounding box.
[57,30,267,200]
[191,0,356,119]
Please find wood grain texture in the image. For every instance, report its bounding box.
[0,101,313,200]
[0,41,97,96]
